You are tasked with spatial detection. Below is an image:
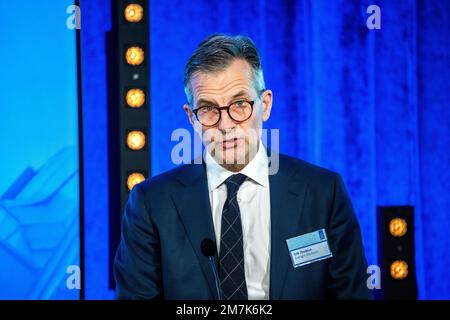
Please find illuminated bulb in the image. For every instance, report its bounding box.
[390,260,408,280]
[389,218,407,237]
[126,89,145,108]
[124,4,144,23]
[127,130,145,150]
[126,46,144,65]
[127,172,145,190]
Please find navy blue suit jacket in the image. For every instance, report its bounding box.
[114,153,371,299]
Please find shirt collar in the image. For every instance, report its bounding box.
[205,142,269,192]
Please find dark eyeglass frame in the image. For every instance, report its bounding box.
[189,89,266,127]
[191,100,254,127]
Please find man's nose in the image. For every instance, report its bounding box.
[217,108,236,132]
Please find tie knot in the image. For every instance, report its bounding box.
[224,173,247,197]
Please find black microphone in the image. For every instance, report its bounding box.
[201,238,222,300]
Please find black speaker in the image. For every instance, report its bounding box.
[377,206,418,299]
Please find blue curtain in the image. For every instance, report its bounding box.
[81,0,450,299]
[80,0,114,299]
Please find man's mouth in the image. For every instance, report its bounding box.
[221,137,241,149]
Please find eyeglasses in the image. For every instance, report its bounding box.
[192,99,255,127]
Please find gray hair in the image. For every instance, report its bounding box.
[184,34,266,105]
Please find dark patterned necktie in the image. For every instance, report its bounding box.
[218,173,248,300]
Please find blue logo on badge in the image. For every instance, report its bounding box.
[319,230,325,240]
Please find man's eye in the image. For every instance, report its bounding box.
[201,105,213,112]
[199,105,214,113]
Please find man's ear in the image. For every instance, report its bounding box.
[184,103,195,126]
[261,90,273,122]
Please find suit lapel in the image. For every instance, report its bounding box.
[269,155,308,299]
[171,162,220,299]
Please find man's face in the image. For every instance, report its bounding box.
[184,59,273,171]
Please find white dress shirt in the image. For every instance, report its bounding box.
[205,143,271,300]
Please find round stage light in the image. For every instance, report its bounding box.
[390,260,408,280]
[127,172,145,190]
[126,46,144,66]
[124,4,144,23]
[126,89,145,108]
[389,218,407,237]
[127,130,145,150]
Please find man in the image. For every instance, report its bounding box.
[114,34,370,300]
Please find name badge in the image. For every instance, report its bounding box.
[286,229,333,268]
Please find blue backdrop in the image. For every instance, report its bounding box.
[0,1,80,299]
[81,0,450,299]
